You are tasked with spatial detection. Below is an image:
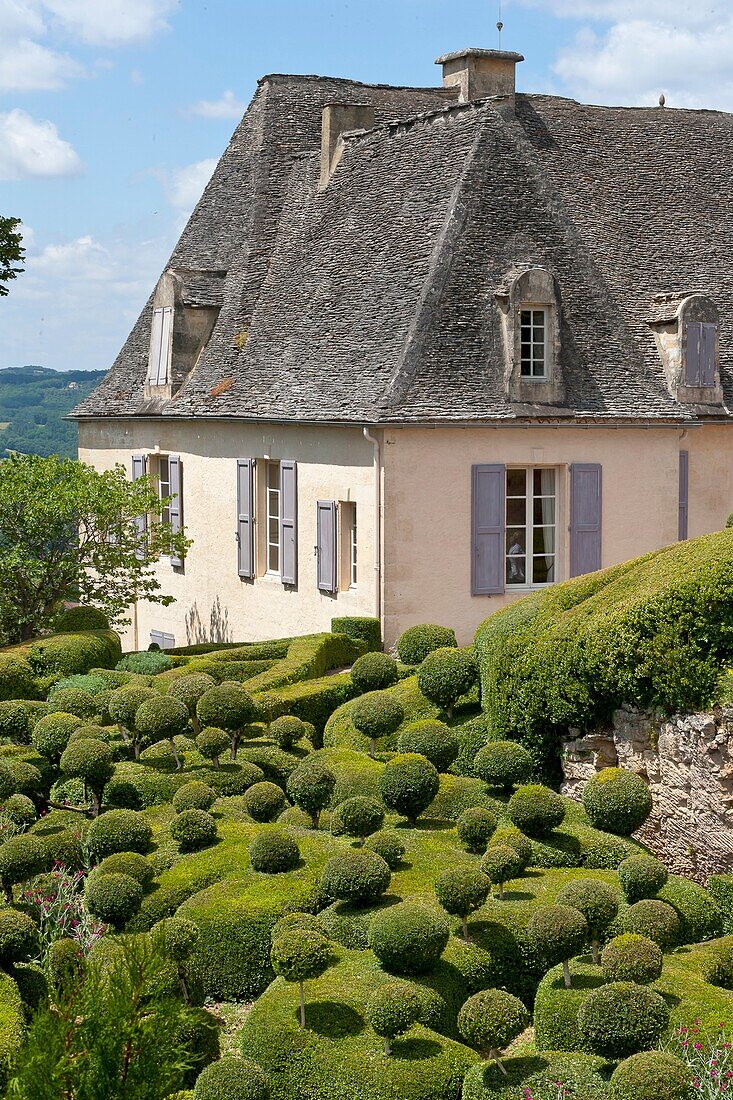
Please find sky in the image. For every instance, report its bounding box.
[0,0,732,373]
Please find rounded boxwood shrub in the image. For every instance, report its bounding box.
[107,685,157,731]
[286,759,336,829]
[59,738,114,812]
[350,652,399,693]
[97,850,153,887]
[0,700,49,744]
[195,727,231,768]
[457,988,530,1060]
[68,723,111,744]
[582,768,652,836]
[368,901,449,975]
[0,834,47,901]
[2,794,36,829]
[45,689,97,720]
[86,808,152,861]
[473,740,533,792]
[154,915,200,963]
[365,982,421,1055]
[170,809,217,852]
[249,828,300,873]
[350,693,404,757]
[618,853,668,902]
[435,866,490,940]
[489,825,533,869]
[271,912,322,942]
[116,651,173,675]
[243,781,286,823]
[103,779,143,811]
[320,849,391,906]
[396,624,457,666]
[84,871,143,929]
[134,695,190,764]
[457,806,498,853]
[417,647,477,715]
[526,904,589,986]
[330,796,384,844]
[167,673,216,717]
[0,758,44,800]
[270,929,332,1026]
[269,716,309,751]
[32,712,82,761]
[0,655,36,702]
[618,898,681,947]
[193,1058,270,1100]
[601,933,663,984]
[172,781,217,813]
[0,909,39,966]
[609,1051,691,1100]
[556,878,619,962]
[55,605,109,632]
[397,720,459,773]
[577,981,670,1059]
[364,830,405,869]
[481,844,525,898]
[378,753,439,826]
[507,784,565,836]
[196,684,256,741]
[47,937,85,999]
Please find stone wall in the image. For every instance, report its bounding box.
[561,705,733,881]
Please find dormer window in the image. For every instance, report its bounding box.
[648,294,722,405]
[147,307,173,386]
[520,308,548,380]
[684,321,717,387]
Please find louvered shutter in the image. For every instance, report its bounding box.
[678,450,689,541]
[471,465,505,595]
[570,464,602,577]
[147,310,164,383]
[236,459,255,579]
[316,501,338,594]
[685,322,702,385]
[280,460,298,586]
[132,454,148,560]
[700,323,717,387]
[168,455,183,567]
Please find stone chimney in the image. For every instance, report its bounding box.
[435,48,524,111]
[319,103,375,189]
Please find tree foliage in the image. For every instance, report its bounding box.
[0,216,24,298]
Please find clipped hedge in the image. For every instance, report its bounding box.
[18,630,122,677]
[245,633,366,695]
[331,616,382,653]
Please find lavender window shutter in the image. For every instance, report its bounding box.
[685,322,702,385]
[471,464,506,595]
[678,450,689,541]
[570,464,602,577]
[131,454,148,559]
[700,323,717,387]
[168,455,183,567]
[236,459,255,579]
[317,501,338,594]
[280,460,298,586]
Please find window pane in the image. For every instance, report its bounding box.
[532,310,545,328]
[533,497,556,525]
[268,545,279,572]
[267,462,280,490]
[534,469,555,496]
[520,310,532,327]
[506,556,527,584]
[507,498,527,525]
[506,469,527,496]
[506,530,527,554]
[533,556,555,584]
[533,526,556,554]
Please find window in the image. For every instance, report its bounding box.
[266,460,281,574]
[520,309,548,379]
[506,468,556,587]
[349,504,357,588]
[147,307,173,386]
[157,455,171,524]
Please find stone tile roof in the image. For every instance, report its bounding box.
[74,77,733,425]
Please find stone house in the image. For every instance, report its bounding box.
[74,48,733,649]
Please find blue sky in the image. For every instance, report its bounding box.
[0,0,731,372]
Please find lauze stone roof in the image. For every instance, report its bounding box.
[74,71,733,425]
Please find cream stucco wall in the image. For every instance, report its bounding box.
[381,423,733,646]
[78,420,377,651]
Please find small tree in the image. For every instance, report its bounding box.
[617,854,668,902]
[269,715,310,751]
[506,784,565,836]
[134,696,190,770]
[270,929,332,1027]
[330,796,384,845]
[416,647,477,718]
[526,904,588,988]
[31,712,82,764]
[473,741,533,792]
[397,720,459,772]
[0,216,24,297]
[286,759,336,829]
[456,806,498,854]
[350,693,404,758]
[556,879,619,964]
[365,983,421,1055]
[153,916,200,1005]
[195,726,230,769]
[350,652,399,694]
[166,674,215,735]
[196,684,257,761]
[0,834,46,903]
[577,981,670,1060]
[481,844,525,899]
[59,738,114,816]
[435,866,490,942]
[457,989,529,1076]
[107,685,156,757]
[378,753,439,826]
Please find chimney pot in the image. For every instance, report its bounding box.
[435,47,524,110]
[320,102,375,189]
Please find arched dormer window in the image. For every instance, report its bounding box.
[648,292,722,406]
[495,266,565,405]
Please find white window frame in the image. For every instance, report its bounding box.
[519,306,549,380]
[157,454,171,525]
[348,503,357,588]
[265,460,281,576]
[506,467,557,589]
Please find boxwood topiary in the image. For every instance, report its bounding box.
[378,753,439,826]
[59,738,114,814]
[397,720,459,773]
[97,850,153,887]
[86,809,152,861]
[270,928,333,1027]
[364,830,405,869]
[243,781,286,823]
[2,794,36,829]
[526,904,589,987]
[170,809,217,852]
[172,782,217,813]
[481,845,526,900]
[330,796,384,845]
[457,806,498,853]
[285,759,336,829]
[249,828,300,873]
[107,684,157,733]
[617,898,681,947]
[84,871,143,929]
[601,933,663,984]
[417,647,477,717]
[618,853,668,902]
[44,688,97,720]
[350,693,404,758]
[271,912,322,941]
[576,981,670,1059]
[195,727,231,769]
[0,834,47,902]
[320,849,391,906]
[32,712,82,762]
[331,616,382,653]
[0,655,37,703]
[166,674,216,732]
[47,937,85,999]
[367,901,449,975]
[507,784,565,837]
[55,605,110,632]
[473,741,533,792]
[350,652,399,694]
[365,982,421,1055]
[0,758,44,801]
[434,866,490,941]
[396,624,457,666]
[196,685,257,758]
[556,879,619,963]
[134,695,190,769]
[0,909,39,967]
[582,768,652,836]
[193,1058,270,1100]
[269,716,309,751]
[489,826,532,870]
[609,1050,691,1100]
[457,988,530,1063]
[0,700,49,744]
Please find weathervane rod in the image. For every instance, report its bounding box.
[497,0,504,49]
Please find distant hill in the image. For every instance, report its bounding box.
[0,365,106,459]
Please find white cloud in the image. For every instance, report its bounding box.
[164,157,217,212]
[0,109,82,180]
[187,89,246,120]
[31,235,114,280]
[43,0,178,46]
[0,35,82,91]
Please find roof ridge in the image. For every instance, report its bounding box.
[257,72,455,94]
